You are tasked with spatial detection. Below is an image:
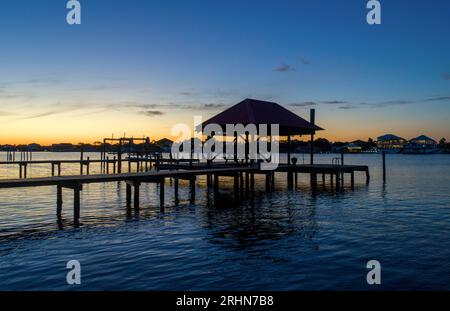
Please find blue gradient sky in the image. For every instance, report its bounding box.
[0,0,449,144]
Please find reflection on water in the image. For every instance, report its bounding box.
[0,152,450,290]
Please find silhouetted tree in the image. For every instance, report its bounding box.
[314,138,332,153]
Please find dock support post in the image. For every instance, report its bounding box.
[288,172,293,190]
[73,185,81,224]
[86,157,90,175]
[160,179,165,207]
[190,177,196,204]
[174,178,179,204]
[351,172,355,189]
[234,174,240,199]
[19,164,22,179]
[58,163,61,176]
[272,172,275,191]
[134,181,140,209]
[382,151,386,183]
[245,173,250,193]
[239,173,244,196]
[126,183,132,207]
[57,185,63,219]
[113,157,116,174]
[310,173,317,189]
[207,174,212,188]
[24,164,27,179]
[214,174,219,194]
[118,152,122,174]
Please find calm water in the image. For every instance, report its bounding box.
[0,152,450,290]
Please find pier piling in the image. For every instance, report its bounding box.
[190,177,196,204]
[74,186,81,224]
[174,178,179,204]
[0,163,371,224]
[160,179,165,206]
[126,183,132,207]
[56,185,63,219]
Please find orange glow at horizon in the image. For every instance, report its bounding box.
[2,106,450,145]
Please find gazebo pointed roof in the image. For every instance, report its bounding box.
[199,98,324,136]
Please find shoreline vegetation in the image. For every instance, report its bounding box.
[1,137,449,154]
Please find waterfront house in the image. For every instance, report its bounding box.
[376,134,407,153]
[27,143,42,151]
[403,135,439,154]
[342,142,364,153]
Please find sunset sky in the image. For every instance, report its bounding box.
[0,0,449,145]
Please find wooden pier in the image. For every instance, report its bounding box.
[0,158,199,178]
[0,163,369,225]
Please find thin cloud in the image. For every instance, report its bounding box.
[178,88,234,99]
[0,111,17,116]
[368,100,414,108]
[13,103,85,121]
[0,93,35,100]
[202,103,226,109]
[320,100,347,105]
[338,104,359,110]
[274,63,295,72]
[23,78,62,85]
[20,111,62,120]
[426,96,450,101]
[179,91,195,96]
[289,102,317,107]
[289,100,347,107]
[141,110,164,117]
[300,57,311,65]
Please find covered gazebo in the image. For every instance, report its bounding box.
[198,98,324,165]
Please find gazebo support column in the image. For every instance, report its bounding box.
[245,132,249,164]
[287,135,291,165]
[234,132,238,163]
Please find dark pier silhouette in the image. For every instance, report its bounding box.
[0,162,369,225]
[0,99,372,226]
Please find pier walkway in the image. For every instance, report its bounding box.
[0,163,369,224]
[0,158,198,178]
